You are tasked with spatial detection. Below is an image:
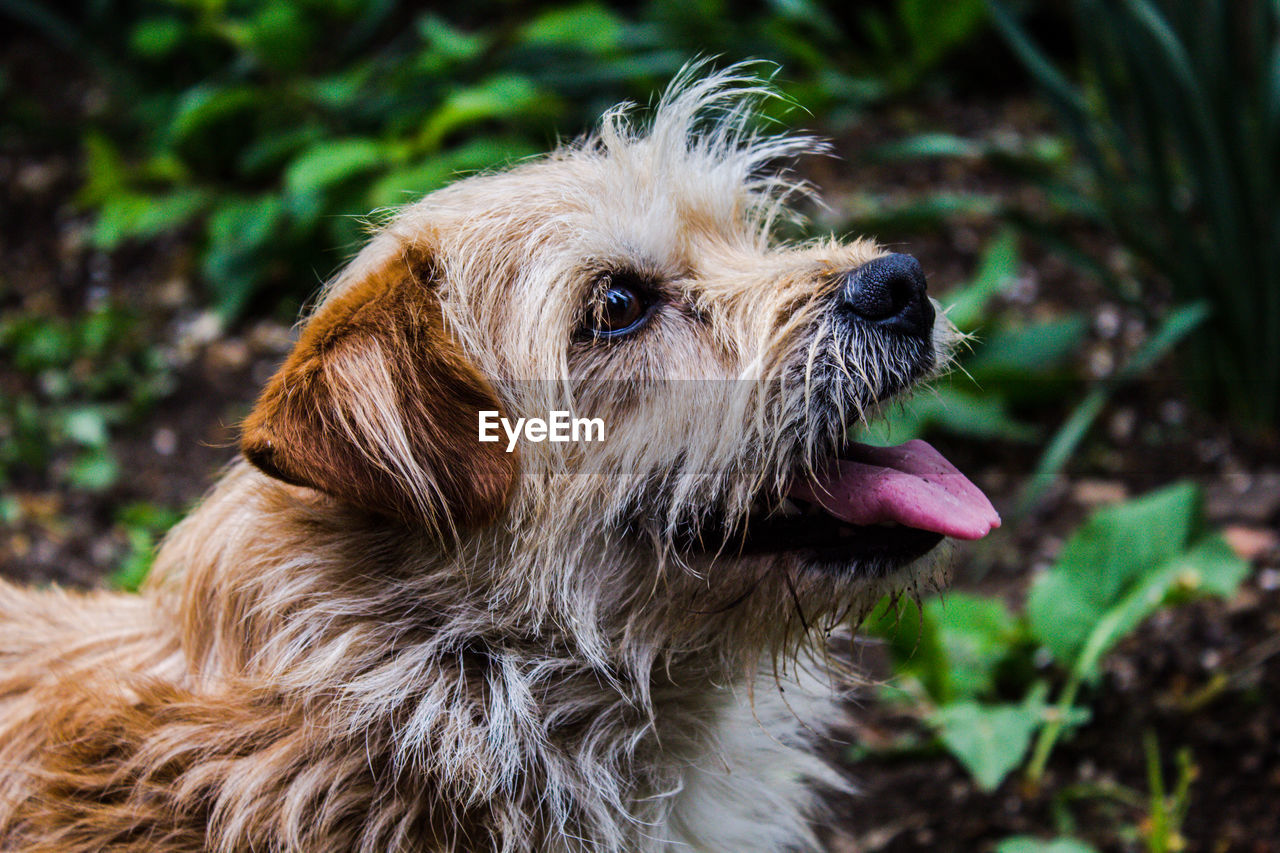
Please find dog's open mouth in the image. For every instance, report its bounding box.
[691,439,1000,568]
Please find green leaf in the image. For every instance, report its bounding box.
[944,227,1020,332]
[1070,535,1249,681]
[418,75,550,151]
[367,137,539,208]
[167,86,260,148]
[966,314,1087,381]
[238,2,311,72]
[284,138,384,197]
[930,701,1041,791]
[201,195,287,317]
[91,190,209,249]
[80,132,129,207]
[1027,482,1200,665]
[522,3,627,53]
[1174,534,1251,598]
[108,502,182,592]
[206,195,285,254]
[416,14,489,62]
[130,17,186,59]
[860,382,1037,445]
[925,593,1020,700]
[862,596,949,704]
[872,132,991,161]
[996,838,1100,853]
[0,495,19,525]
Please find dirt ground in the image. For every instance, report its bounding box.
[2,50,1278,852]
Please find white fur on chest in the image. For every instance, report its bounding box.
[652,673,848,853]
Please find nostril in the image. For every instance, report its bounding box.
[841,253,934,336]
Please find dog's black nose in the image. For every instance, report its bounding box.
[840,253,935,338]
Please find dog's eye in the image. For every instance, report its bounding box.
[580,275,654,339]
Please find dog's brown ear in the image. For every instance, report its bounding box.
[241,249,516,529]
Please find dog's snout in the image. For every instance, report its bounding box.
[840,253,934,338]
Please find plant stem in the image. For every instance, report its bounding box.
[1025,673,1082,786]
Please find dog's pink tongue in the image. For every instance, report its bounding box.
[789,439,1000,540]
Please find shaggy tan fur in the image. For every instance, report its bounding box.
[0,66,956,852]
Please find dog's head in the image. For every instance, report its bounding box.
[241,67,998,662]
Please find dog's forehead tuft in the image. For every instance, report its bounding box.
[406,66,821,264]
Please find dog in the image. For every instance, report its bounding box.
[0,66,998,852]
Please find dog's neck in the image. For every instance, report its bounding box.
[143,460,841,850]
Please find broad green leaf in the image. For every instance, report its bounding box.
[918,385,1037,442]
[930,701,1040,791]
[92,190,209,248]
[1173,535,1251,598]
[966,314,1087,381]
[857,402,928,445]
[522,3,626,53]
[239,2,311,72]
[1027,482,1199,664]
[206,195,285,254]
[80,133,130,207]
[924,593,1020,700]
[416,14,489,63]
[419,76,550,151]
[862,596,949,704]
[860,383,1036,445]
[238,126,324,176]
[284,139,384,197]
[1070,535,1249,681]
[996,838,1100,853]
[202,195,287,317]
[367,137,539,208]
[109,502,182,592]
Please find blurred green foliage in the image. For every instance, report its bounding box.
[5,0,992,319]
[988,0,1280,432]
[862,482,1249,793]
[0,301,175,492]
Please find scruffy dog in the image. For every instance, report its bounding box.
[0,68,998,851]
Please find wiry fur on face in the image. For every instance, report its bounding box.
[0,66,957,852]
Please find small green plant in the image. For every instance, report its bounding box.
[0,302,174,494]
[994,731,1195,853]
[1137,732,1194,853]
[862,482,1249,792]
[988,0,1280,433]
